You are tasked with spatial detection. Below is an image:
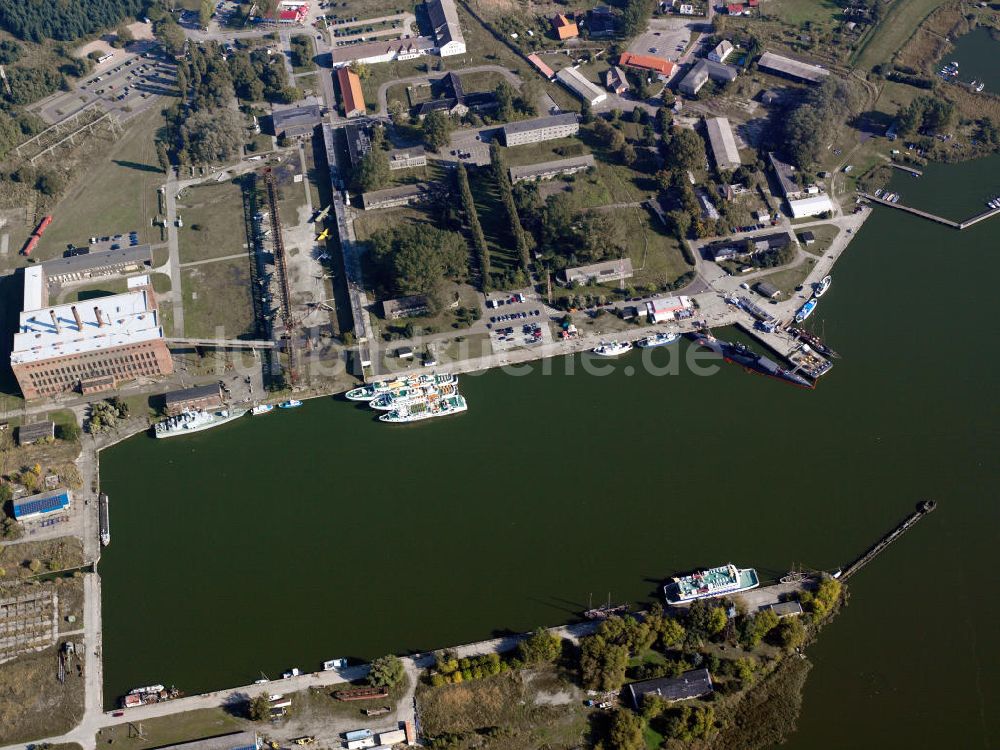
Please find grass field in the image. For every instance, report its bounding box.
[759,255,817,295]
[798,223,840,257]
[177,181,248,264]
[181,257,255,340]
[31,107,165,262]
[0,538,85,579]
[95,708,242,750]
[851,0,949,70]
[0,639,84,744]
[769,0,843,26]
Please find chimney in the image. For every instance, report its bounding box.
[71,305,83,331]
[49,309,61,333]
[94,307,106,328]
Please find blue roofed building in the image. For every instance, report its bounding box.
[13,489,71,521]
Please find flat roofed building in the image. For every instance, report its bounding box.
[509,154,595,183]
[679,59,738,95]
[563,258,633,285]
[381,295,430,320]
[22,266,46,311]
[555,67,607,106]
[647,295,692,323]
[502,113,579,147]
[331,37,434,67]
[271,105,322,138]
[770,600,804,617]
[42,245,153,285]
[704,117,741,171]
[344,121,373,167]
[758,52,830,84]
[619,51,676,77]
[12,489,71,521]
[755,281,781,299]
[605,65,629,95]
[361,182,443,210]
[16,420,54,445]
[163,383,224,416]
[11,270,172,400]
[152,731,261,750]
[336,67,366,118]
[709,40,734,63]
[626,669,714,709]
[788,194,834,218]
[527,53,554,80]
[427,0,466,56]
[552,14,579,40]
[389,149,427,171]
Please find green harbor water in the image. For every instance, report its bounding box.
[941,26,1000,94]
[100,157,1000,748]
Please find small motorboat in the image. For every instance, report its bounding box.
[278,400,303,409]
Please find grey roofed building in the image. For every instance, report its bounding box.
[163,383,224,415]
[755,281,781,298]
[678,59,738,96]
[331,36,434,67]
[509,155,595,183]
[587,5,618,38]
[361,182,445,210]
[42,244,153,284]
[344,120,373,167]
[502,113,580,147]
[555,67,608,105]
[626,668,714,709]
[757,52,830,84]
[381,294,430,320]
[768,152,801,197]
[152,731,261,750]
[446,70,465,100]
[427,0,466,55]
[605,65,629,94]
[770,600,804,617]
[16,420,55,446]
[388,149,427,171]
[270,105,322,138]
[563,257,634,285]
[704,117,741,171]
[800,230,816,244]
[416,97,466,118]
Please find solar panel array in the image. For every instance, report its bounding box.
[13,491,69,519]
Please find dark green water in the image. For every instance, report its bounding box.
[100,157,1000,748]
[942,26,1000,93]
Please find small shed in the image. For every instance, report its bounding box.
[770,600,804,618]
[800,231,816,245]
[396,346,415,359]
[17,420,55,446]
[755,281,781,299]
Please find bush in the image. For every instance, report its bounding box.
[516,628,561,664]
[368,654,405,689]
[57,421,81,441]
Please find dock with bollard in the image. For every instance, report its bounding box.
[839,500,937,581]
[859,193,1000,229]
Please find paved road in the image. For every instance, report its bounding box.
[163,169,185,336]
[375,64,524,116]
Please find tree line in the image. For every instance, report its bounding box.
[0,0,145,42]
[489,142,532,273]
[455,162,492,289]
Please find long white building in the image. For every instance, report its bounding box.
[427,0,466,56]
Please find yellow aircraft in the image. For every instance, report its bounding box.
[316,228,330,242]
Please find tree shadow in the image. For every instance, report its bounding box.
[113,159,161,174]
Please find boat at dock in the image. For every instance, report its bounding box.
[323,658,347,671]
[813,275,832,298]
[154,408,246,438]
[346,373,457,401]
[99,493,110,547]
[787,326,840,359]
[379,392,468,423]
[121,684,181,709]
[636,331,679,348]
[794,298,818,323]
[278,400,302,409]
[251,403,274,416]
[689,332,814,388]
[584,593,629,620]
[591,340,633,357]
[663,563,759,604]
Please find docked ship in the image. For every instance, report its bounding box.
[98,493,110,547]
[346,373,457,401]
[278,399,302,409]
[663,563,760,604]
[794,298,818,323]
[371,381,458,410]
[154,408,246,438]
[787,326,841,359]
[689,332,813,388]
[121,684,181,709]
[813,275,832,298]
[591,340,633,357]
[584,594,629,620]
[637,331,679,348]
[251,403,274,416]
[379,392,468,423]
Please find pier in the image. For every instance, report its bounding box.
[859,193,1000,229]
[889,163,923,176]
[839,500,937,581]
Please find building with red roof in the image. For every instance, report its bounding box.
[727,3,746,14]
[336,67,366,118]
[552,14,579,40]
[619,51,676,77]
[527,53,555,80]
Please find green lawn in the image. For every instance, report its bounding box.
[181,257,255,340]
[759,256,817,295]
[95,708,242,750]
[851,0,949,70]
[769,0,842,26]
[31,107,165,262]
[798,223,840,257]
[177,181,248,264]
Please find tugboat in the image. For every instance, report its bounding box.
[591,340,633,357]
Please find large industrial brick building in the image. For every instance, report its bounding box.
[10,267,173,400]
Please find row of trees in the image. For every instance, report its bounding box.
[455,163,491,287]
[489,143,532,272]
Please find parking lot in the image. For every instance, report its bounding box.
[486,293,553,351]
[627,16,697,63]
[32,46,176,124]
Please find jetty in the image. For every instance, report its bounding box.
[889,163,923,176]
[839,500,936,581]
[859,193,1000,229]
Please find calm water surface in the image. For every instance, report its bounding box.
[942,26,1000,94]
[100,157,1000,748]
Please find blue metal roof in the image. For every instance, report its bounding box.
[13,490,70,519]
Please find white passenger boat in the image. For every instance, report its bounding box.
[591,340,633,357]
[251,403,274,416]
